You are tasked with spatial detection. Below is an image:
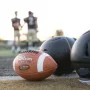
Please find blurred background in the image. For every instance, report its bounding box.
[0,0,90,57]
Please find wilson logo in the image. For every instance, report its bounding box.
[16,55,32,61]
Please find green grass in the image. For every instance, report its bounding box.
[0,49,17,57]
[0,47,39,57]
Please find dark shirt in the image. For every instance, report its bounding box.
[24,16,37,29]
[11,18,20,30]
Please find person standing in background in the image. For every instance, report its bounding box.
[24,11,38,49]
[11,11,22,52]
[55,29,64,36]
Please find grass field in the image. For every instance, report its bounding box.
[0,46,39,57]
[0,77,90,90]
[0,49,16,57]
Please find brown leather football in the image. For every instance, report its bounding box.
[13,50,57,81]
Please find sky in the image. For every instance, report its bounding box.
[0,0,90,41]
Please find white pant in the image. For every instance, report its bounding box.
[14,30,20,46]
[27,29,38,45]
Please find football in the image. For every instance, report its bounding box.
[13,50,57,81]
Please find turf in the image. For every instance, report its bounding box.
[0,77,90,90]
[0,49,16,57]
[0,47,39,57]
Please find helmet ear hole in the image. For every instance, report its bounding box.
[85,44,89,56]
[85,42,90,56]
[43,49,47,51]
[88,42,90,56]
